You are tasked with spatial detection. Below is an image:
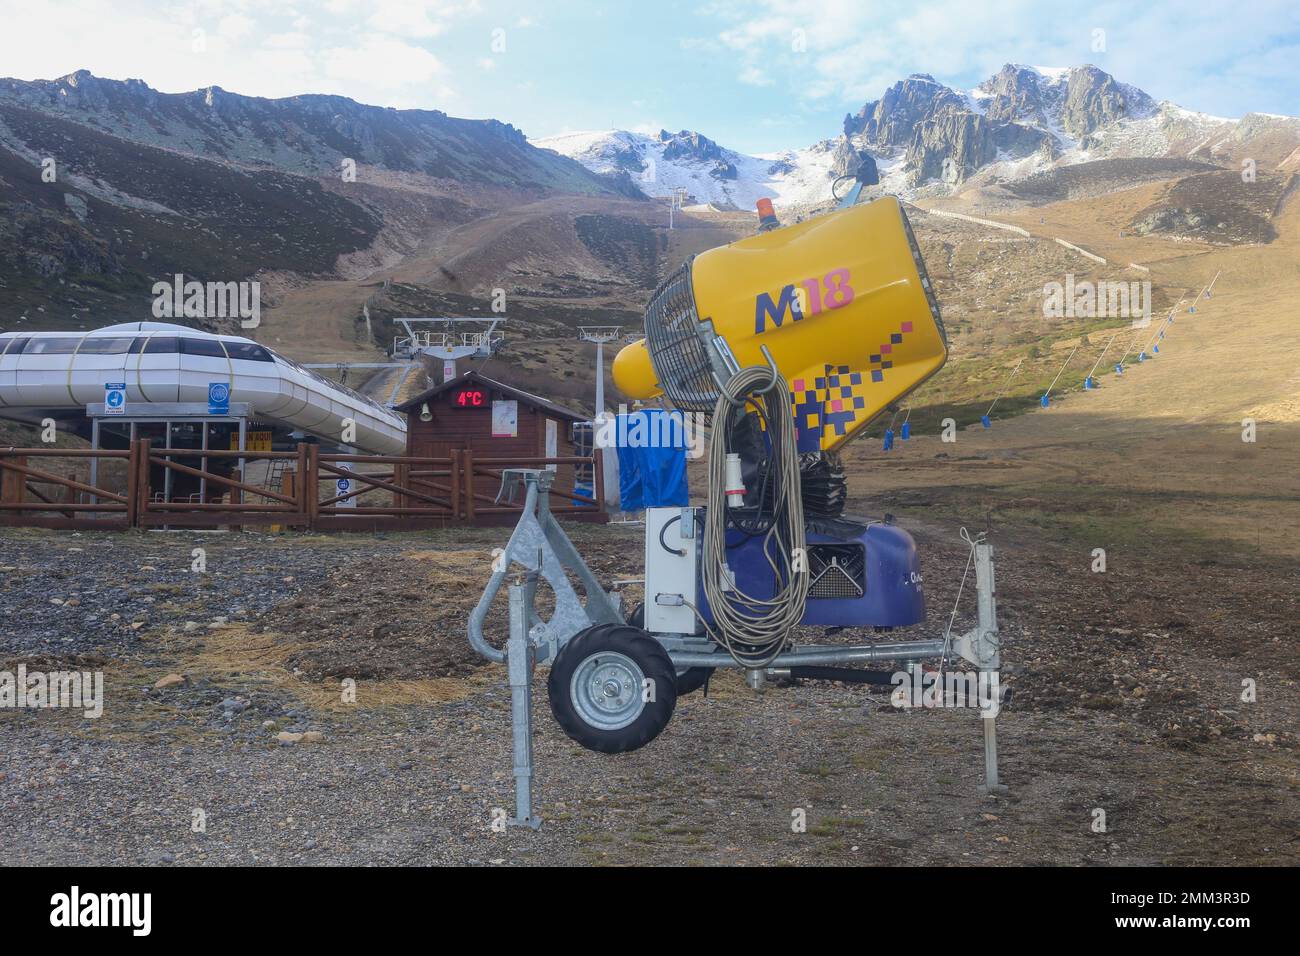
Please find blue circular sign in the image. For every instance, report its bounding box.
[106,390,124,408]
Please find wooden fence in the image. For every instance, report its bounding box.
[0,441,606,531]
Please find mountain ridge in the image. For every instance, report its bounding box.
[539,63,1300,210]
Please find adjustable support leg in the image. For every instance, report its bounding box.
[506,580,542,829]
[973,543,1008,796]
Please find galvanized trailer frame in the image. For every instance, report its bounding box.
[468,470,1006,829]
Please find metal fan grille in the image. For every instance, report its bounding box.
[808,543,866,599]
[643,259,720,413]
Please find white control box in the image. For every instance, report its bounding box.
[644,506,700,635]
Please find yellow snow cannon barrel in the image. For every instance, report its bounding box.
[610,336,662,401]
[612,195,947,453]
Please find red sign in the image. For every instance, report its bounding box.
[454,388,486,408]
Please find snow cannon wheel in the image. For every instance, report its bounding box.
[627,603,714,697]
[548,624,678,754]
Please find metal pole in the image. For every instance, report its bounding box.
[164,421,172,504]
[1086,332,1120,380]
[89,418,100,506]
[594,339,605,418]
[984,358,1024,418]
[238,418,247,507]
[200,419,208,504]
[1043,345,1079,399]
[973,543,1008,795]
[506,581,541,829]
[982,717,1002,792]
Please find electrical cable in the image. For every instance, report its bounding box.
[701,366,808,668]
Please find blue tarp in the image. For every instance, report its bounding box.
[615,409,690,510]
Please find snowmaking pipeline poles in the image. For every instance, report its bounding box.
[1144,272,1220,357]
[1119,298,1183,368]
[1040,345,1079,408]
[981,357,1024,428]
[882,406,901,450]
[1142,293,1193,357]
[1189,270,1221,313]
[1084,332,1121,389]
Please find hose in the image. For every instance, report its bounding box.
[701,366,808,668]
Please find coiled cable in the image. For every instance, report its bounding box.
[701,366,808,667]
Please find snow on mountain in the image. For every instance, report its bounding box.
[539,64,1300,208]
[534,128,843,212]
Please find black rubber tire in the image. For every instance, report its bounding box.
[627,602,715,697]
[548,624,678,754]
[674,667,713,696]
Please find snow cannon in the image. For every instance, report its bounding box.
[612,196,948,454]
[470,192,1010,828]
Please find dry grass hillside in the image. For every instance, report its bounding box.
[846,181,1300,561]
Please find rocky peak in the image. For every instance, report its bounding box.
[979,64,1055,124]
[1060,64,1155,140]
[830,139,879,183]
[658,129,727,164]
[844,73,967,146]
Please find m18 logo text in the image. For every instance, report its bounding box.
[755,268,855,333]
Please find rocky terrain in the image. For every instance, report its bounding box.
[544,63,1300,208]
[1128,169,1295,245]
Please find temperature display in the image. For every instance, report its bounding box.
[454,388,487,408]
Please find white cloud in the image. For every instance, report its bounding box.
[698,0,1300,116]
[0,0,471,107]
[217,13,256,41]
[322,34,445,84]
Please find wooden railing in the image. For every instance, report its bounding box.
[0,442,606,531]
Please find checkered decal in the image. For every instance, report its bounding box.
[790,320,915,451]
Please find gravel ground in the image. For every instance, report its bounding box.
[0,522,1295,866]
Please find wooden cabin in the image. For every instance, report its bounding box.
[395,370,604,521]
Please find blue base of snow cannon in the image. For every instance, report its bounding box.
[1084,376,1095,390]
[882,428,894,451]
[901,422,911,440]
[1040,394,1050,408]
[698,521,926,629]
[1115,363,1123,375]
[981,415,991,428]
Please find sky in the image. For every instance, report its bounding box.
[0,0,1296,154]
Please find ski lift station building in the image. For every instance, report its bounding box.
[0,322,407,455]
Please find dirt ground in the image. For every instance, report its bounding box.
[0,493,1294,866]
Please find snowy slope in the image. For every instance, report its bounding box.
[534,129,842,211]
[537,65,1300,204]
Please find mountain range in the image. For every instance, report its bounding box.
[537,64,1300,211]
[1,64,1297,355]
